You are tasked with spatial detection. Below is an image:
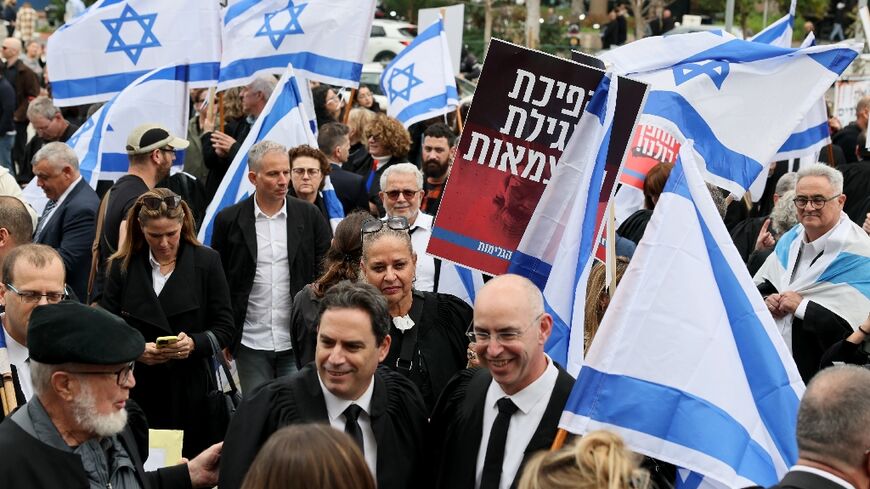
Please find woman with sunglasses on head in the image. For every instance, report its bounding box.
[359,216,472,411]
[99,188,235,459]
[287,144,334,234]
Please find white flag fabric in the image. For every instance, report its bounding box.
[200,65,318,245]
[507,74,620,375]
[380,18,458,128]
[749,0,796,47]
[218,0,376,90]
[600,32,859,197]
[46,0,221,107]
[561,144,805,488]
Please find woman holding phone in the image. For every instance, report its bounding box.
[100,188,235,458]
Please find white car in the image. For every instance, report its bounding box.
[366,19,417,64]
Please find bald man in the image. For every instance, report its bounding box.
[427,274,575,489]
[1,36,39,173]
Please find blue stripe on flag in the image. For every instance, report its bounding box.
[395,88,459,123]
[79,103,112,183]
[219,53,362,85]
[543,298,570,366]
[818,252,870,300]
[508,250,552,290]
[808,49,859,74]
[775,227,800,269]
[224,0,261,25]
[569,366,781,486]
[455,265,477,303]
[645,90,763,191]
[411,19,443,44]
[677,469,705,489]
[51,62,218,101]
[322,188,344,221]
[751,16,792,44]
[777,121,828,153]
[430,227,511,262]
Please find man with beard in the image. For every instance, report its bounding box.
[420,123,455,217]
[0,301,222,488]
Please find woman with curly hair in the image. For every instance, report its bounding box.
[356,113,412,215]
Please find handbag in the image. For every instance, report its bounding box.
[204,331,241,437]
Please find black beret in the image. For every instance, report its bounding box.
[28,301,145,365]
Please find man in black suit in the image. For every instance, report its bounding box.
[219,281,428,489]
[19,96,79,184]
[317,122,369,214]
[31,141,98,301]
[428,274,575,489]
[211,140,330,392]
[768,365,870,489]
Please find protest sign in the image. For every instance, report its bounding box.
[427,39,646,276]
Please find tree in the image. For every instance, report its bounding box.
[526,0,541,49]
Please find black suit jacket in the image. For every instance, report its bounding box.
[219,364,428,489]
[211,194,331,353]
[329,163,369,214]
[769,470,852,489]
[427,365,576,489]
[34,178,99,302]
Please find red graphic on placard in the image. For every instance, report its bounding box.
[619,124,680,190]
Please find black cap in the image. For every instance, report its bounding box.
[28,301,145,365]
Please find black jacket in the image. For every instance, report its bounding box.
[768,470,853,489]
[329,162,369,214]
[201,117,251,201]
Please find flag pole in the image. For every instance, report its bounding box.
[439,7,463,133]
[606,201,617,293]
[1,376,15,416]
[219,92,225,133]
[342,89,356,123]
[550,428,568,450]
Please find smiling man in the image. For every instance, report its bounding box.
[219,280,427,489]
[427,274,575,489]
[755,164,870,381]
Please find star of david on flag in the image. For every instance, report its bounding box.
[379,18,458,128]
[673,61,729,90]
[47,0,221,107]
[255,0,307,49]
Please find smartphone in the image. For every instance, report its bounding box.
[156,336,179,348]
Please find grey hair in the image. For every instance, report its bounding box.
[248,140,287,173]
[29,360,59,397]
[795,164,843,194]
[316,280,391,346]
[361,220,414,263]
[247,76,278,100]
[774,172,797,196]
[32,142,79,171]
[796,365,870,468]
[26,96,60,121]
[769,190,799,237]
[380,162,423,191]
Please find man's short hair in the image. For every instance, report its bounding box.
[380,162,423,192]
[317,122,350,155]
[2,243,63,286]
[796,365,870,468]
[26,96,60,121]
[0,196,33,245]
[317,280,391,346]
[423,123,456,147]
[248,76,278,100]
[774,172,797,196]
[248,140,287,173]
[857,95,870,115]
[32,142,79,171]
[795,164,843,195]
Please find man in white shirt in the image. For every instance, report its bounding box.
[769,365,870,489]
[427,274,575,489]
[0,244,66,421]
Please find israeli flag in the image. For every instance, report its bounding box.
[600,32,859,197]
[218,0,377,90]
[46,0,221,107]
[749,0,796,47]
[561,144,805,488]
[199,64,319,245]
[507,74,620,375]
[380,18,458,128]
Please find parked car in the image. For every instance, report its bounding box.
[366,19,417,64]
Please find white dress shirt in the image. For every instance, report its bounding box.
[475,356,560,489]
[37,175,82,233]
[318,372,378,476]
[241,197,292,352]
[408,212,435,292]
[2,321,32,401]
[149,251,173,296]
[792,215,843,319]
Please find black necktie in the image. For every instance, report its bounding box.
[480,397,519,489]
[34,200,57,239]
[343,404,365,455]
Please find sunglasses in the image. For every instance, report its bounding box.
[383,189,420,201]
[361,216,409,237]
[141,195,182,211]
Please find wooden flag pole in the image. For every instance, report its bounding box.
[2,376,16,416]
[550,428,568,450]
[455,105,464,133]
[342,88,356,124]
[827,143,835,167]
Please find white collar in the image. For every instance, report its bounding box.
[801,213,846,253]
[54,175,82,206]
[317,370,376,422]
[408,212,433,231]
[791,465,856,489]
[253,194,287,219]
[2,321,28,367]
[487,355,558,415]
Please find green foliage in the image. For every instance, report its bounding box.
[379,0,462,22]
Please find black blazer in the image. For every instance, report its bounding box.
[427,365,576,489]
[34,178,99,302]
[769,470,853,489]
[329,163,369,214]
[211,194,331,352]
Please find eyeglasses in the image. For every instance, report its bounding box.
[384,189,420,201]
[4,283,69,303]
[466,313,544,345]
[793,194,841,210]
[361,216,409,236]
[66,362,135,387]
[291,168,322,177]
[141,195,181,211]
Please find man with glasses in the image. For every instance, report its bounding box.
[19,97,78,184]
[0,300,223,488]
[755,164,870,381]
[31,142,98,302]
[0,244,65,422]
[92,124,188,302]
[212,140,330,392]
[427,274,575,489]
